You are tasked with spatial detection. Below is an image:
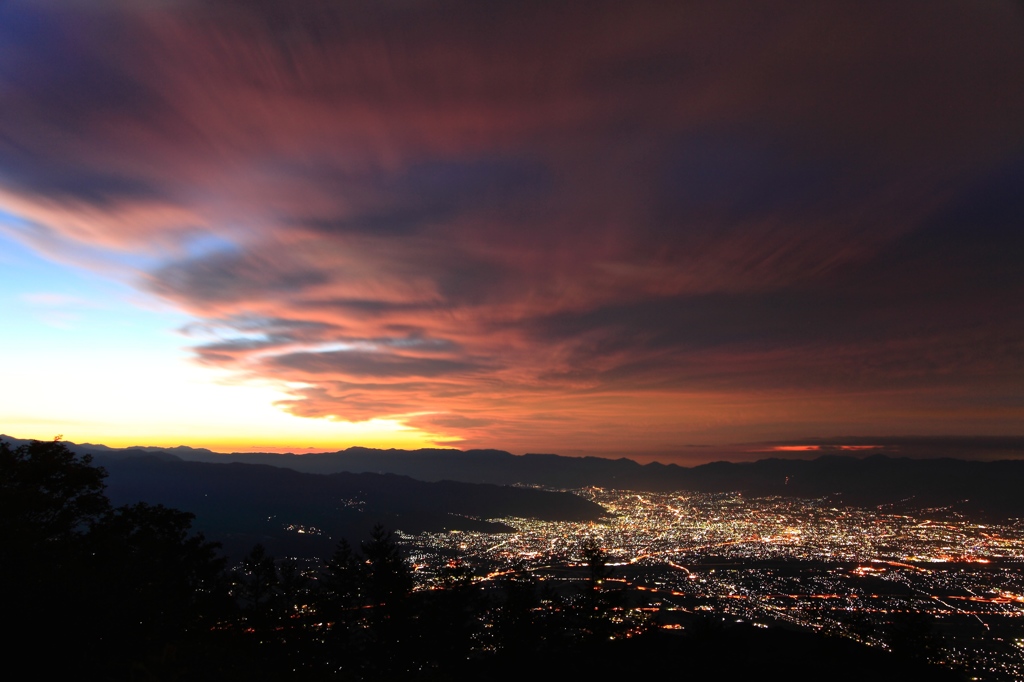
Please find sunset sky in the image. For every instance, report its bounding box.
[2,0,1023,461]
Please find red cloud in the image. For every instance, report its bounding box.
[3,1,1023,454]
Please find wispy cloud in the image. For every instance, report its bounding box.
[2,0,1022,454]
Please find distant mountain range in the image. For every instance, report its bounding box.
[50,437,1024,516]
[6,435,1024,555]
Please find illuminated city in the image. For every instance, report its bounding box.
[399,489,1024,680]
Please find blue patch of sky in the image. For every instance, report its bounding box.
[180,231,240,260]
[0,219,191,360]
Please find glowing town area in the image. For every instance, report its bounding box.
[399,489,1024,681]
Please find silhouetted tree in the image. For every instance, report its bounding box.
[581,538,615,615]
[1,438,112,668]
[323,537,364,611]
[361,523,412,605]
[237,543,279,623]
[0,437,109,550]
[87,502,226,629]
[1,438,233,677]
[578,538,632,642]
[347,525,415,677]
[277,557,310,605]
[582,539,611,593]
[80,502,229,674]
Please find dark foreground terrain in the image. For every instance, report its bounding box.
[2,437,971,681]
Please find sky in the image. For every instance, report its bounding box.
[1,0,1023,462]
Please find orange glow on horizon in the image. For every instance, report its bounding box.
[770,444,882,452]
[5,416,447,454]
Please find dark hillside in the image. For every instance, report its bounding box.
[97,455,604,558]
